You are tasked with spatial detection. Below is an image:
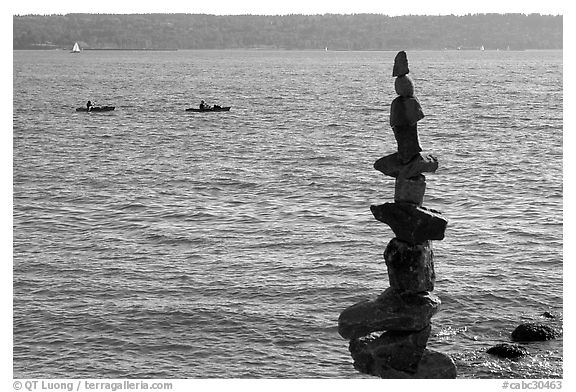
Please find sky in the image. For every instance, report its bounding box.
[7,0,567,16]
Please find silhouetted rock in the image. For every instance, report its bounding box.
[390,96,424,127]
[351,342,457,379]
[391,124,423,164]
[350,326,431,373]
[410,348,457,379]
[395,174,426,205]
[541,311,556,319]
[389,96,424,164]
[395,74,415,97]
[374,152,439,179]
[384,238,435,293]
[370,203,448,244]
[392,51,409,77]
[487,343,529,359]
[511,323,559,342]
[338,288,440,339]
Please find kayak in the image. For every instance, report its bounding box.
[76,106,115,112]
[186,106,231,112]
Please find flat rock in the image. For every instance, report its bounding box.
[395,174,426,206]
[384,238,435,293]
[511,323,559,342]
[338,288,440,339]
[370,202,448,244]
[350,326,431,374]
[351,345,457,379]
[392,51,409,77]
[487,343,529,359]
[374,152,439,179]
[390,96,424,127]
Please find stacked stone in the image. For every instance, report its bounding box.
[337,51,457,379]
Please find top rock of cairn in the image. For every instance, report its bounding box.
[392,51,409,77]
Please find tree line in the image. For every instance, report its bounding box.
[13,13,562,51]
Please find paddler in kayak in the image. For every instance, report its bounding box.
[199,100,212,110]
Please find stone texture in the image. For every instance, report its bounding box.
[394,174,426,205]
[395,75,415,97]
[350,326,431,374]
[487,343,529,359]
[370,202,448,244]
[392,51,409,77]
[384,238,435,293]
[338,288,440,339]
[390,96,425,127]
[412,348,457,379]
[511,323,559,342]
[374,152,439,179]
[391,124,423,163]
[350,344,457,379]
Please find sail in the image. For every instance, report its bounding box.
[71,42,80,53]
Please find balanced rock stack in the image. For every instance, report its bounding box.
[337,51,457,379]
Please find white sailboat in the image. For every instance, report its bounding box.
[71,42,81,53]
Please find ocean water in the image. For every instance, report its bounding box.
[13,49,562,379]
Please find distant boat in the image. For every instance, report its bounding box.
[75,106,115,112]
[185,106,231,112]
[457,45,486,51]
[71,42,81,53]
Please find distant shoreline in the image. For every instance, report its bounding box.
[14,47,562,52]
[14,14,562,51]
[83,48,178,51]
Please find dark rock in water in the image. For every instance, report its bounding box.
[370,203,448,244]
[395,75,415,97]
[384,238,435,293]
[487,343,529,359]
[395,174,426,206]
[350,326,431,374]
[541,311,556,319]
[372,328,431,373]
[390,95,424,127]
[338,288,440,339]
[511,323,559,342]
[391,124,423,164]
[411,348,457,379]
[351,342,457,379]
[393,51,409,77]
[374,152,439,179]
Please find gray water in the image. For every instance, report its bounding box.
[13,49,562,378]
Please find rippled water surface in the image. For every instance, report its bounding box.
[13,49,562,378]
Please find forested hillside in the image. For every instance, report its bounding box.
[13,13,562,50]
